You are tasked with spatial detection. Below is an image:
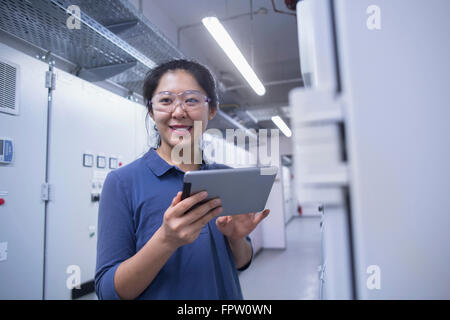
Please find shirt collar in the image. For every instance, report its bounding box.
[144,147,208,177]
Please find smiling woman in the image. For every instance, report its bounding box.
[143,60,219,158]
[94,59,270,300]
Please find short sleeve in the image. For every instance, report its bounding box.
[237,236,253,272]
[95,171,136,300]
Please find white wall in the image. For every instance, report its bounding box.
[279,134,293,156]
[261,165,286,249]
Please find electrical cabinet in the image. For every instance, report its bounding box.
[294,0,450,299]
[0,43,49,299]
[43,68,147,299]
[335,0,450,299]
[0,40,150,299]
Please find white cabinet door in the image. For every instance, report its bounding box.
[336,0,450,299]
[0,43,49,299]
[44,69,144,299]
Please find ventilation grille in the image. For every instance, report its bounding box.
[0,60,18,114]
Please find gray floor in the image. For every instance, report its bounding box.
[239,216,322,300]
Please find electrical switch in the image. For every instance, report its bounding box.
[89,226,96,238]
[91,194,100,202]
[109,157,118,169]
[83,153,94,167]
[97,156,106,168]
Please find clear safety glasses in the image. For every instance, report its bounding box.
[149,90,211,113]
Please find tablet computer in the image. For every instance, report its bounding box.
[181,166,278,216]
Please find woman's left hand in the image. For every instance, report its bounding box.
[216,209,270,240]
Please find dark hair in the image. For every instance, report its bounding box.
[142,59,219,148]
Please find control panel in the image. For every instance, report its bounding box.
[0,138,13,164]
[83,152,122,202]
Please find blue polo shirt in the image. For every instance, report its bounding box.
[95,148,253,300]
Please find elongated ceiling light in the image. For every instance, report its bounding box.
[202,17,266,96]
[271,116,292,137]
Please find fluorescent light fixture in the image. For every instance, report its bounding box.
[271,116,292,137]
[202,17,266,96]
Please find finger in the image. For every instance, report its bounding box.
[216,215,232,225]
[172,191,208,217]
[216,216,228,225]
[253,209,270,225]
[185,197,222,224]
[165,192,182,218]
[192,205,223,230]
[171,192,182,207]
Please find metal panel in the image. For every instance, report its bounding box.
[69,0,183,64]
[0,0,138,68]
[0,42,48,299]
[296,0,336,90]
[336,0,450,299]
[44,67,147,299]
[320,207,353,299]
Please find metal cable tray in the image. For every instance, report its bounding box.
[0,0,184,95]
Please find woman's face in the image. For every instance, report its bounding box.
[150,69,217,151]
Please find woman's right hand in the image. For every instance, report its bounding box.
[158,191,223,249]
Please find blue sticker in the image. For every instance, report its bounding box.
[3,140,13,163]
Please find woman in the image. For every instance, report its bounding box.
[95,59,270,300]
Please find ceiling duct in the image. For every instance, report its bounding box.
[0,0,256,132]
